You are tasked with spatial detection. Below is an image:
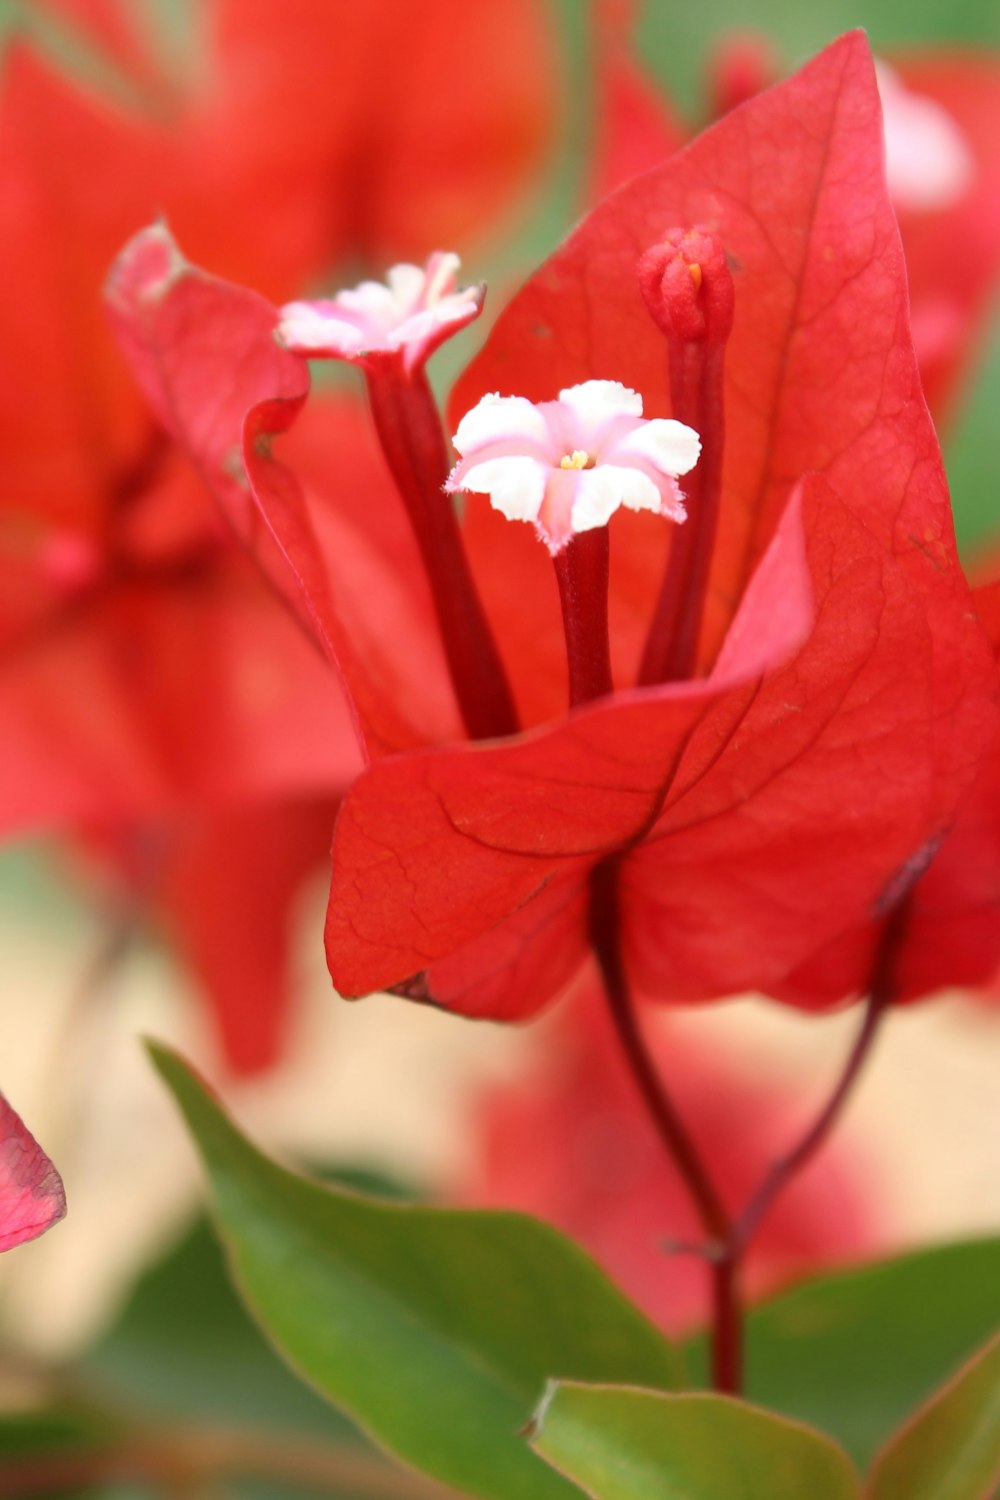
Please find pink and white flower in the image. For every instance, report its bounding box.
[447,380,700,554]
[278,252,483,372]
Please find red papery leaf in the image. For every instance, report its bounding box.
[778,580,1000,1006]
[0,1095,65,1253]
[173,0,561,290]
[0,555,357,836]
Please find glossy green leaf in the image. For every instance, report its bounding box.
[718,1238,1000,1467]
[867,1331,1000,1500]
[149,1043,682,1500]
[529,1383,860,1500]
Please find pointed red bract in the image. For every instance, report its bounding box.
[0,1095,65,1253]
[778,579,1000,1007]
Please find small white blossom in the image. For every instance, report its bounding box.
[278,252,483,370]
[447,380,700,554]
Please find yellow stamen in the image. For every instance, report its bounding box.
[688,262,703,290]
[559,449,595,470]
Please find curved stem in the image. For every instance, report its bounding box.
[589,877,907,1397]
[589,859,742,1391]
[732,989,887,1254]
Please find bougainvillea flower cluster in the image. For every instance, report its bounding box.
[110,33,998,1036]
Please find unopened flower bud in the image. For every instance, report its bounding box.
[638,228,735,345]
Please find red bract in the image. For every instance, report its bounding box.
[778,580,1000,1007]
[459,990,874,1332]
[0,1094,65,1253]
[176,0,561,286]
[109,35,997,1027]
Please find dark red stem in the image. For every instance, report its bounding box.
[553,529,614,708]
[638,230,733,686]
[589,858,742,1393]
[366,365,518,740]
[590,878,906,1397]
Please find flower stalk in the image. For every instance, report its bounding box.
[552,529,614,708]
[365,365,518,740]
[638,228,734,685]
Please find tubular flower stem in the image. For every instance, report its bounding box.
[552,530,614,709]
[280,253,516,741]
[637,227,734,686]
[365,367,519,740]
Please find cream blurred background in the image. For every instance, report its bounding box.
[1,850,999,1361]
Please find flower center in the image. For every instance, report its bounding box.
[559,449,596,471]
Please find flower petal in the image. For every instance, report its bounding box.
[452,393,552,458]
[460,456,548,522]
[609,418,701,478]
[571,464,662,530]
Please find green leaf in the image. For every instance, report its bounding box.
[86,1216,362,1440]
[722,1238,1000,1468]
[528,1384,860,1500]
[867,1332,1000,1500]
[149,1043,683,1500]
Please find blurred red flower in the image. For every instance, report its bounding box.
[1,0,559,1070]
[458,989,875,1332]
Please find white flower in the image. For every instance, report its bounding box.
[277,252,483,370]
[447,380,700,554]
[877,61,974,213]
